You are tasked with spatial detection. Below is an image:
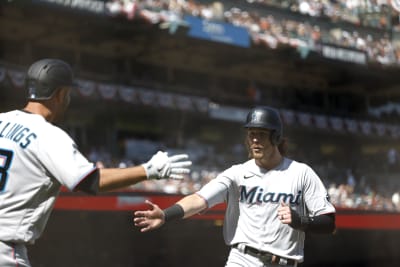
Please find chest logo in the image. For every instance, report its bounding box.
[239,185,302,205]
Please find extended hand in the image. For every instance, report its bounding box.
[134,200,165,232]
[142,151,192,180]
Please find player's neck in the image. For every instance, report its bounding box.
[256,148,283,170]
[23,102,54,122]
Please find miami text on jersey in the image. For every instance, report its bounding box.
[0,121,37,149]
[239,185,302,205]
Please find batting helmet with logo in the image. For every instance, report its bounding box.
[25,58,76,100]
[244,106,283,145]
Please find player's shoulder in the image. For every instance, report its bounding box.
[13,111,73,141]
[230,159,254,171]
[0,110,51,132]
[41,122,73,144]
[28,113,68,137]
[225,159,263,177]
[286,158,321,181]
[284,157,311,169]
[0,109,21,118]
[217,160,249,176]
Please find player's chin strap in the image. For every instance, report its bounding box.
[289,209,336,234]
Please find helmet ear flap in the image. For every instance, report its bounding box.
[270,130,281,146]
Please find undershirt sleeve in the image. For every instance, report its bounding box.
[73,168,100,195]
[197,175,233,208]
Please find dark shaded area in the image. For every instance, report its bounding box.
[29,210,400,267]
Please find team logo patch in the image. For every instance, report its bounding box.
[250,111,263,124]
[239,185,302,205]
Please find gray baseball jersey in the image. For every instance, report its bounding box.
[197,157,335,263]
[0,110,96,244]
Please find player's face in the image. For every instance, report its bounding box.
[246,128,274,160]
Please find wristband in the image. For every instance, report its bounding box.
[289,209,312,231]
[290,211,335,233]
[163,204,184,222]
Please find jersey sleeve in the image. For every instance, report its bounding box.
[197,167,236,208]
[302,165,336,216]
[37,127,96,191]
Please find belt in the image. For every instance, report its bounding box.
[232,244,296,266]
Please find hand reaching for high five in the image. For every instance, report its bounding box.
[142,151,192,180]
[134,200,165,232]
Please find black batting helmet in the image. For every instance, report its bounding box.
[25,58,76,100]
[244,106,283,145]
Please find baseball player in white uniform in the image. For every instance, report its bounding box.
[134,106,336,266]
[0,58,192,267]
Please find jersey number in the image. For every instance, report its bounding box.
[0,149,13,191]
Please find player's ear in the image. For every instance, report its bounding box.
[53,87,68,104]
[51,88,63,103]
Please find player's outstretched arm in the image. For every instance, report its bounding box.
[134,194,207,232]
[97,151,192,192]
[176,193,208,219]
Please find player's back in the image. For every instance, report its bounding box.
[0,110,62,243]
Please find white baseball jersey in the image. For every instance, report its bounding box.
[0,110,96,244]
[197,157,335,263]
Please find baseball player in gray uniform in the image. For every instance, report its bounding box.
[0,58,192,267]
[134,106,336,266]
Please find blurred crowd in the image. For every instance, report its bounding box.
[106,0,400,65]
[86,138,400,213]
[252,0,396,29]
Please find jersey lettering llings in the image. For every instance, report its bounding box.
[197,158,335,263]
[0,110,96,243]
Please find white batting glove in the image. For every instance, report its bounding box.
[142,151,192,180]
